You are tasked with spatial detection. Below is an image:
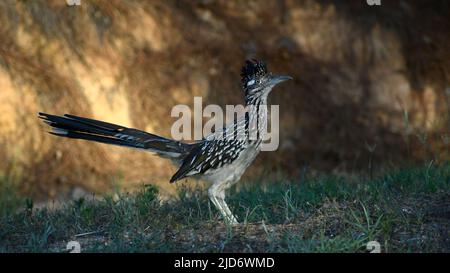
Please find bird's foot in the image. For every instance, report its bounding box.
[224,215,239,226]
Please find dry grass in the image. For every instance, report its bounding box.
[0,163,448,253]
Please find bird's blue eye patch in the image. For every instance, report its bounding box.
[247,79,256,86]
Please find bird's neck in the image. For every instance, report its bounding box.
[244,94,269,143]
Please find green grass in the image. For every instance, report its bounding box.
[0,173,23,218]
[0,163,449,253]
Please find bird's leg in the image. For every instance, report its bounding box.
[208,187,226,219]
[217,181,239,224]
[208,182,238,225]
[218,199,238,225]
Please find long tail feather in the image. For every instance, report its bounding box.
[39,112,191,160]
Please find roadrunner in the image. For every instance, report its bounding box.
[39,59,292,225]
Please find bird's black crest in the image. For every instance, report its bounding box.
[240,59,268,89]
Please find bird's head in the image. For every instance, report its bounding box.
[240,59,292,102]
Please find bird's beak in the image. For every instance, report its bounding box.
[270,75,293,86]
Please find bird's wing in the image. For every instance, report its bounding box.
[170,139,246,182]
